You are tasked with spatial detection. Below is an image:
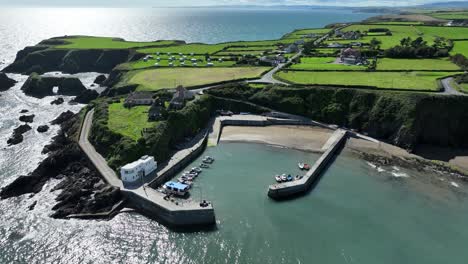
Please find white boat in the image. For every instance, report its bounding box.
[202,156,215,164]
[164,181,189,196]
[298,163,305,170]
[275,175,282,183]
[200,164,209,169]
[281,174,287,182]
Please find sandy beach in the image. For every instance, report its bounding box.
[219,125,334,152]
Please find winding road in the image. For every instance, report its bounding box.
[441,77,466,96]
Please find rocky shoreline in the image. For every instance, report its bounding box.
[0,111,122,219]
[354,150,468,182]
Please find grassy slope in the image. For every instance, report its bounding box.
[429,12,468,20]
[275,71,459,90]
[55,36,177,49]
[107,100,154,140]
[451,41,468,57]
[377,58,460,71]
[120,56,236,70]
[290,57,367,71]
[123,67,270,91]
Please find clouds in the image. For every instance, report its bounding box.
[0,0,466,7]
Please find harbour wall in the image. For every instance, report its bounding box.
[148,133,209,188]
[123,189,216,227]
[268,129,348,199]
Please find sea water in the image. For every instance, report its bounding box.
[2,7,467,264]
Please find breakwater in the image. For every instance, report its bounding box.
[268,129,348,199]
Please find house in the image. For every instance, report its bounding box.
[284,44,299,53]
[294,39,306,45]
[120,155,157,183]
[328,42,345,48]
[124,91,154,107]
[169,85,195,110]
[148,98,165,121]
[340,48,364,65]
[259,54,286,66]
[342,31,361,40]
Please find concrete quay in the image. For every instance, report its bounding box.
[268,129,348,199]
[79,109,215,228]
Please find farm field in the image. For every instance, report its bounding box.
[137,43,229,55]
[120,56,236,70]
[284,28,330,38]
[216,50,266,56]
[333,25,468,49]
[275,70,459,90]
[54,36,177,49]
[225,46,278,51]
[451,41,468,57]
[429,12,468,20]
[289,57,367,71]
[377,58,460,71]
[367,21,424,25]
[124,67,270,91]
[107,100,154,141]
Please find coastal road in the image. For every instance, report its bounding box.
[441,77,467,96]
[79,109,123,188]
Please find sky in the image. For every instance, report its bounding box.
[0,0,465,7]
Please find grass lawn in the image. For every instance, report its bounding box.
[107,100,155,141]
[216,50,266,56]
[226,46,278,51]
[138,43,229,55]
[120,55,236,70]
[451,79,468,94]
[124,67,270,91]
[334,25,468,49]
[367,21,424,25]
[284,28,330,38]
[275,71,459,90]
[54,36,176,49]
[429,12,468,20]
[451,41,468,57]
[377,58,460,71]
[289,57,367,71]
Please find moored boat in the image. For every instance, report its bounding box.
[281,174,287,182]
[287,174,293,181]
[200,163,209,169]
[275,175,282,183]
[303,164,311,170]
[298,163,305,170]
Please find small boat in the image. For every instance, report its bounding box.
[200,163,209,169]
[281,174,287,182]
[203,156,215,164]
[275,175,282,183]
[287,174,293,181]
[298,163,305,170]
[303,164,311,170]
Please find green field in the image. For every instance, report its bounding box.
[451,40,468,58]
[429,12,468,20]
[377,58,460,71]
[107,100,154,140]
[289,57,367,71]
[284,28,330,39]
[275,71,459,90]
[120,55,236,70]
[331,25,468,49]
[367,21,424,25]
[138,43,229,55]
[124,67,270,91]
[216,50,266,56]
[226,46,278,51]
[54,36,177,49]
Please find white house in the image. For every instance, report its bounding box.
[120,156,157,183]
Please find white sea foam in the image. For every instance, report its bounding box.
[451,182,460,188]
[377,167,385,173]
[391,172,409,178]
[366,162,377,169]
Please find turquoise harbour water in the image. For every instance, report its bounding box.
[156,142,468,264]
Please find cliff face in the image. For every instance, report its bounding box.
[3,47,141,74]
[0,73,17,91]
[21,73,87,98]
[207,85,468,151]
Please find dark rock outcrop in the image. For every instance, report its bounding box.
[21,73,86,98]
[7,124,32,145]
[20,109,29,113]
[51,97,64,105]
[51,111,74,125]
[70,89,99,104]
[37,125,49,133]
[94,74,107,85]
[19,114,35,123]
[1,112,122,219]
[4,45,136,74]
[0,72,17,91]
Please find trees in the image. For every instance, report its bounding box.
[385,37,449,58]
[370,38,382,50]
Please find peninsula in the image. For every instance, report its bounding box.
[2,11,468,229]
